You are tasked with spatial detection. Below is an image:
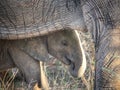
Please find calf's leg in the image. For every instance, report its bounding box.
[8,47,48,90]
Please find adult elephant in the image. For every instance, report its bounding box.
[82,0,120,90]
[0,0,120,90]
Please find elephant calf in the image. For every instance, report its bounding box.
[0,30,86,90]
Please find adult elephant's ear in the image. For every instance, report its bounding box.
[47,29,86,78]
[0,0,85,40]
[10,38,49,62]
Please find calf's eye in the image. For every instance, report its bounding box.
[61,40,68,46]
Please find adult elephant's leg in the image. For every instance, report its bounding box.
[95,29,120,90]
[8,47,41,90]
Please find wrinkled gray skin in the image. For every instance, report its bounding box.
[0,0,85,39]
[0,0,120,90]
[82,0,120,90]
[0,30,86,89]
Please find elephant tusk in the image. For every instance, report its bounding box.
[75,30,86,77]
[39,61,49,90]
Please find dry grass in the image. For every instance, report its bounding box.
[0,69,18,90]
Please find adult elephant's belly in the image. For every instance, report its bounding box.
[0,0,85,40]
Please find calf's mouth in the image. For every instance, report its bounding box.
[65,55,77,77]
[65,55,86,78]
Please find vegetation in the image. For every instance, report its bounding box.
[0,31,94,90]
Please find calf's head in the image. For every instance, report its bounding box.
[47,30,86,77]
